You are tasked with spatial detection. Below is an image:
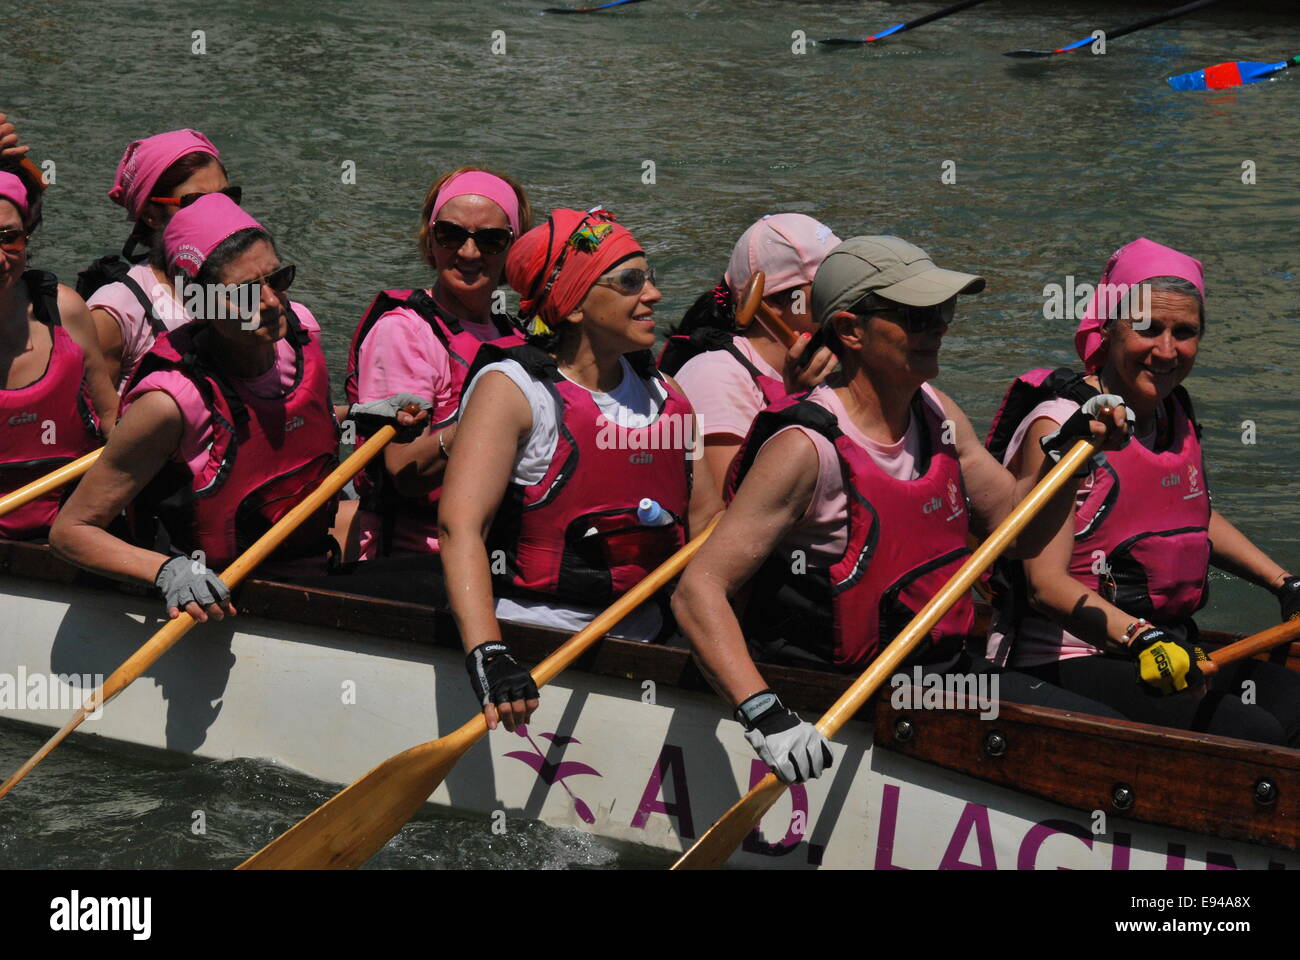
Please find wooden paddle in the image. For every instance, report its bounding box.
[672,434,1103,869]
[820,0,992,46]
[238,513,722,869]
[0,424,406,800]
[1005,0,1222,57]
[0,450,101,520]
[1201,617,1300,678]
[731,271,799,350]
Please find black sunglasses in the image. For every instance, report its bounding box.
[222,263,296,309]
[149,185,243,209]
[432,220,514,256]
[855,296,955,333]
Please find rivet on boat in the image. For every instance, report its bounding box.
[1111,783,1135,811]
[894,719,914,742]
[983,732,1007,757]
[1254,779,1278,806]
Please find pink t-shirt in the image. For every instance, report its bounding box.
[353,301,501,557]
[755,384,937,566]
[984,397,1098,668]
[85,263,189,392]
[674,335,782,440]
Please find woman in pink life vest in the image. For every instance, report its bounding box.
[671,236,1130,785]
[344,167,530,559]
[985,238,1300,745]
[0,167,110,540]
[659,213,841,494]
[439,208,724,732]
[50,194,427,624]
[83,129,241,403]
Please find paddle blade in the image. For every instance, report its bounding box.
[1003,49,1056,58]
[817,37,869,46]
[671,773,787,870]
[238,723,481,869]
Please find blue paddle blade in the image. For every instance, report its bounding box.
[1168,58,1292,91]
[1168,69,1209,90]
[868,23,906,41]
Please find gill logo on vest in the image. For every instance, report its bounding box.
[629,452,653,465]
[1160,472,1181,488]
[284,415,306,433]
[946,478,965,521]
[7,412,37,426]
[1184,463,1204,501]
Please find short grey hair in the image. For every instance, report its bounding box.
[1105,274,1205,332]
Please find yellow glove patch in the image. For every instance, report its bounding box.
[1137,640,1192,694]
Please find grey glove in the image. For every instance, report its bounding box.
[155,555,231,615]
[1040,393,1134,472]
[736,690,833,784]
[347,393,431,444]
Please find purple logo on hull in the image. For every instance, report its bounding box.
[504,725,602,824]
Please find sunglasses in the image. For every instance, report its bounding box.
[148,185,244,209]
[432,220,514,256]
[855,296,956,333]
[593,266,656,297]
[222,264,296,310]
[0,228,30,254]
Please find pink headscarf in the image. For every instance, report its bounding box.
[1074,237,1205,373]
[109,129,221,221]
[724,213,840,298]
[163,192,265,277]
[0,171,28,219]
[432,170,521,236]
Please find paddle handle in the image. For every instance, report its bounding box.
[732,272,765,333]
[816,436,1099,738]
[0,449,101,519]
[0,425,399,800]
[1201,617,1300,678]
[530,513,722,689]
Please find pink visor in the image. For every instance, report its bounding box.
[432,171,521,236]
[0,171,28,220]
[109,129,221,221]
[163,192,265,277]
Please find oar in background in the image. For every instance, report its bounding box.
[672,433,1105,869]
[0,450,100,520]
[731,270,798,350]
[1201,618,1300,678]
[1004,0,1222,58]
[543,0,647,13]
[820,0,993,46]
[1169,55,1299,91]
[237,514,723,869]
[0,424,410,800]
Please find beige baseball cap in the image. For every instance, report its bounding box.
[812,236,986,326]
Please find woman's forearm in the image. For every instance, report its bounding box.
[1026,570,1134,649]
[386,426,453,496]
[439,524,504,654]
[1209,509,1290,590]
[671,575,767,708]
[50,518,171,587]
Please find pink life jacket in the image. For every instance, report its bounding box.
[0,271,102,540]
[985,368,1210,633]
[728,387,974,670]
[471,343,693,607]
[343,289,523,553]
[656,326,787,408]
[125,308,339,571]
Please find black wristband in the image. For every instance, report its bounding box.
[734,689,782,730]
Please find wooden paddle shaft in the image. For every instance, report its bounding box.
[731,271,798,349]
[1201,617,1300,678]
[0,425,399,800]
[0,449,100,519]
[672,436,1100,869]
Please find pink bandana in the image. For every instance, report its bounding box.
[108,129,221,221]
[163,192,264,277]
[0,171,28,219]
[1074,237,1205,372]
[432,171,521,236]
